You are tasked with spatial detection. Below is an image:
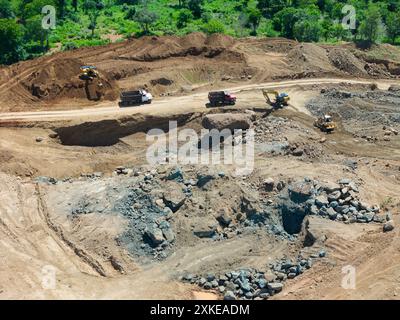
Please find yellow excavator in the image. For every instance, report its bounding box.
[79,65,99,81]
[262,89,290,109]
[314,114,337,133]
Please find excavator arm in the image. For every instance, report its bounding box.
[262,89,279,106]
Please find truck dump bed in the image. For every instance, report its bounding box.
[120,91,143,105]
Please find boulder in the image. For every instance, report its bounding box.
[215,208,232,226]
[263,178,275,192]
[315,195,329,207]
[224,291,236,300]
[328,191,341,202]
[202,113,251,131]
[383,220,395,232]
[267,282,283,293]
[144,225,165,246]
[326,207,337,220]
[288,181,314,203]
[291,148,304,157]
[163,181,186,212]
[322,181,341,193]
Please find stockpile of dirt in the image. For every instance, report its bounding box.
[287,43,335,73]
[327,48,368,76]
[21,58,119,102]
[116,33,241,62]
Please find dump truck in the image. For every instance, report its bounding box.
[314,114,337,133]
[262,89,290,109]
[79,66,99,81]
[119,89,153,107]
[208,91,236,107]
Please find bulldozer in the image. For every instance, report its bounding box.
[262,89,290,109]
[79,65,99,81]
[314,114,337,133]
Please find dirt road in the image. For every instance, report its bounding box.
[1,78,398,122]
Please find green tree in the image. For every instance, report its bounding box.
[293,19,322,42]
[72,0,78,11]
[187,0,203,18]
[133,6,158,34]
[257,0,287,19]
[85,1,104,37]
[386,11,400,44]
[25,14,51,51]
[177,9,193,28]
[203,19,225,34]
[358,4,385,44]
[273,7,304,38]
[22,0,56,21]
[0,18,25,65]
[246,7,262,35]
[0,0,14,18]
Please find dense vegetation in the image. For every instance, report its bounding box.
[1,0,400,65]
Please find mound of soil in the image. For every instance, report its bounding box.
[287,43,335,72]
[117,33,239,62]
[21,58,119,102]
[327,48,367,76]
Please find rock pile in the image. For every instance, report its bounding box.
[181,252,325,300]
[307,178,382,224]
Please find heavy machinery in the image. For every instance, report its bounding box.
[262,89,290,109]
[79,65,99,81]
[208,91,236,107]
[314,114,337,133]
[119,89,153,107]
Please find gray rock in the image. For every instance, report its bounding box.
[267,282,283,293]
[224,291,236,300]
[240,281,251,292]
[211,280,219,288]
[263,178,275,192]
[326,207,337,220]
[203,282,212,289]
[197,172,215,188]
[276,180,286,191]
[206,273,215,282]
[166,167,184,181]
[338,178,352,185]
[163,182,186,212]
[310,204,319,215]
[162,227,175,242]
[322,181,341,193]
[328,191,341,202]
[292,148,304,156]
[383,220,395,232]
[245,292,253,299]
[198,277,207,286]
[215,208,232,226]
[257,278,267,289]
[364,212,374,222]
[144,226,165,246]
[315,195,329,207]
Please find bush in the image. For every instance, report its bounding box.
[203,19,225,34]
[293,19,323,42]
